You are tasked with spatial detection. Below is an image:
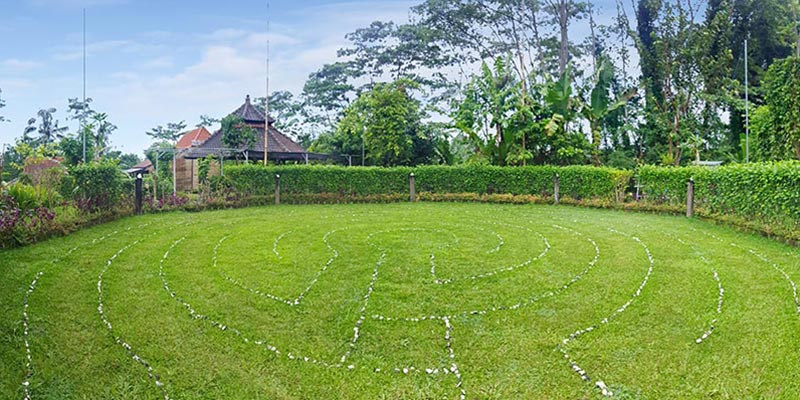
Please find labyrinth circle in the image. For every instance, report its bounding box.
[4,203,800,399]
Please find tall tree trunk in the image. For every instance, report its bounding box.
[530,4,546,75]
[589,3,598,71]
[558,0,569,75]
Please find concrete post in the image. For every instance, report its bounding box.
[135,173,143,215]
[686,178,695,218]
[554,173,560,205]
[275,174,281,205]
[409,173,416,202]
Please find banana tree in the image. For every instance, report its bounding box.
[452,57,521,166]
[544,64,576,137]
[580,56,636,165]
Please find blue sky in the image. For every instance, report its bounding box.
[1,0,625,156]
[0,0,418,155]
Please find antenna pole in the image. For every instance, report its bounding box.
[82,8,87,163]
[263,1,270,166]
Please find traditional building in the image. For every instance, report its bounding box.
[174,127,212,192]
[186,95,327,164]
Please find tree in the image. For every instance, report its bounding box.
[452,57,521,166]
[580,56,636,165]
[112,152,141,169]
[24,108,68,145]
[146,121,187,143]
[302,62,358,125]
[58,134,92,166]
[220,115,257,160]
[90,113,117,160]
[543,0,589,75]
[754,57,800,159]
[336,80,433,166]
[197,115,219,128]
[254,91,304,135]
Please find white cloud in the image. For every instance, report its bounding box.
[0,59,43,71]
[3,1,422,154]
[141,57,174,70]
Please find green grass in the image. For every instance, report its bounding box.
[2,202,800,399]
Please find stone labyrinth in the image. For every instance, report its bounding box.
[14,204,800,399]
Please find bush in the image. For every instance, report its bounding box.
[4,183,62,211]
[0,194,56,248]
[67,161,129,212]
[224,164,633,201]
[637,162,800,233]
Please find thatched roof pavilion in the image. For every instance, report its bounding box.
[185,95,329,163]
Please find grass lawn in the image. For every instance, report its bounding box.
[2,202,800,399]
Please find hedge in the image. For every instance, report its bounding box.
[638,162,800,232]
[224,164,633,201]
[64,161,130,212]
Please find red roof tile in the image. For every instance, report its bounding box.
[176,127,212,149]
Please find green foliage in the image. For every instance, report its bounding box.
[337,80,434,166]
[220,115,257,152]
[225,164,632,202]
[758,57,800,159]
[4,183,61,211]
[638,162,800,231]
[198,154,216,185]
[146,121,187,142]
[67,161,128,212]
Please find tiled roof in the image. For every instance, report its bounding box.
[190,124,306,157]
[175,127,212,149]
[133,159,153,169]
[230,95,275,124]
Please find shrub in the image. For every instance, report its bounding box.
[637,162,800,232]
[0,194,56,248]
[67,161,129,212]
[224,164,633,201]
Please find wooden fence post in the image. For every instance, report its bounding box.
[686,178,695,218]
[275,174,281,206]
[409,173,416,202]
[554,173,560,205]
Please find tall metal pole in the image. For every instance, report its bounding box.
[263,1,270,166]
[172,150,177,195]
[0,143,6,182]
[82,8,87,164]
[745,39,750,163]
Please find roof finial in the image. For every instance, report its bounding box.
[245,94,251,104]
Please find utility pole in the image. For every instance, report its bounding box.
[172,149,177,195]
[745,39,750,163]
[0,143,6,182]
[82,8,87,164]
[263,0,270,166]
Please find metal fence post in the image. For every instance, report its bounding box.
[409,173,416,202]
[554,173,560,205]
[275,174,281,206]
[686,178,695,218]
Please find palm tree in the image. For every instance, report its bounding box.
[91,113,117,160]
[24,108,68,145]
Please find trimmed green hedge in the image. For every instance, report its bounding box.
[638,162,800,231]
[222,163,799,241]
[224,165,633,201]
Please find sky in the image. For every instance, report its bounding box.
[0,0,626,157]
